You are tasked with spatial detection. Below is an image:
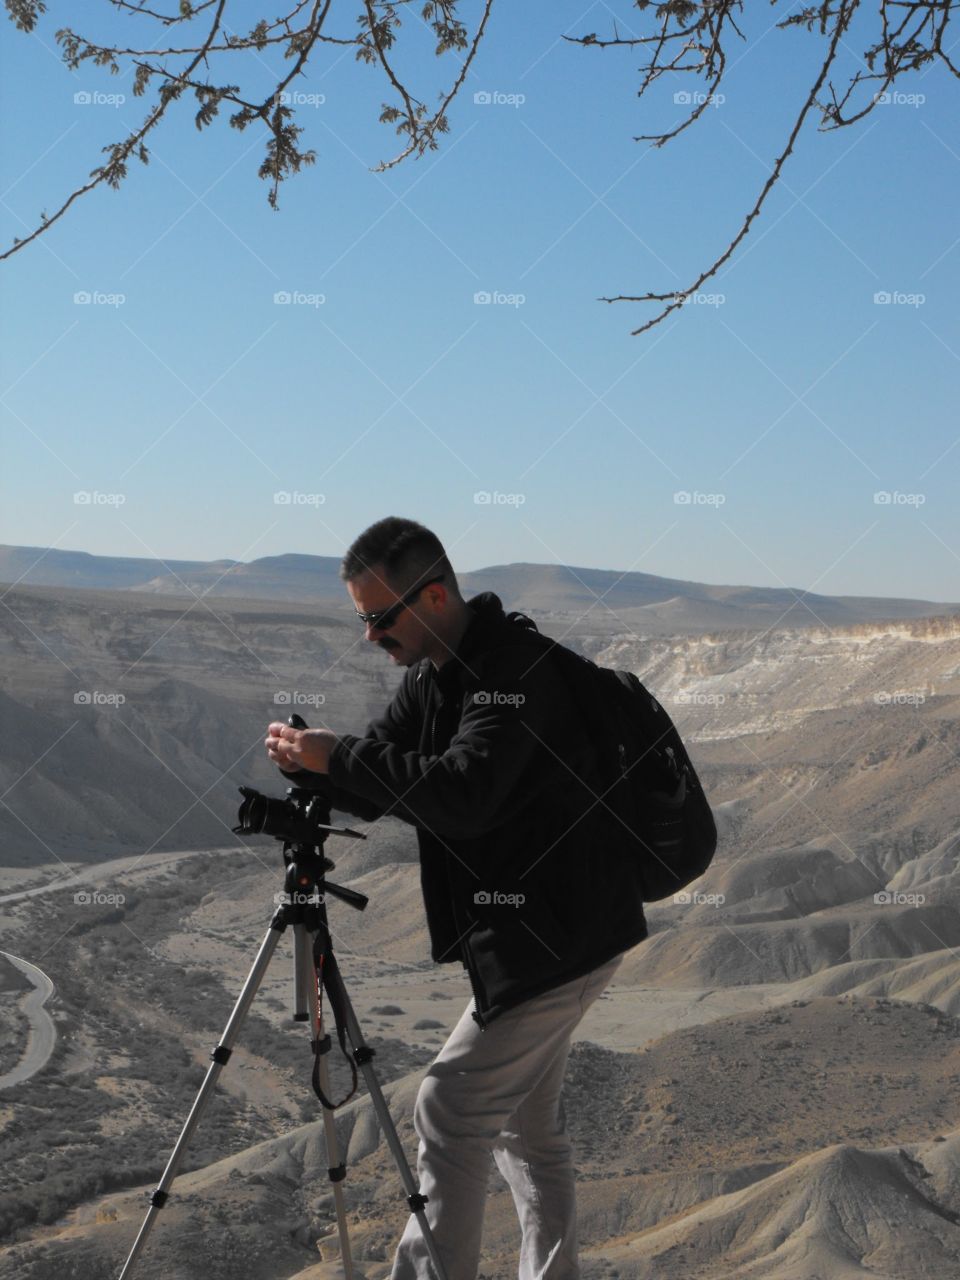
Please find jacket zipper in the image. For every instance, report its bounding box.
[461,930,488,1030]
[430,676,488,1028]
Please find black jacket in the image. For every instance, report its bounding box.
[282,592,648,1026]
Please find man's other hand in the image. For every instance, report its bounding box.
[265,722,337,774]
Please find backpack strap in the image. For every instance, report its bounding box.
[504,610,540,633]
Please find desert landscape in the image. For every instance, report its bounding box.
[2,551,960,1279]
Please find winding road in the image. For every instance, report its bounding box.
[0,847,219,906]
[0,848,234,1086]
[0,950,56,1089]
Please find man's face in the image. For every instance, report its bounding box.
[345,565,442,666]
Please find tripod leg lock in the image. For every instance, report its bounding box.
[407,1192,429,1212]
[328,1163,347,1183]
[210,1044,232,1065]
[313,1033,332,1055]
[353,1045,375,1065]
[149,1189,169,1209]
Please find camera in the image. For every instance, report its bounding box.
[234,784,337,848]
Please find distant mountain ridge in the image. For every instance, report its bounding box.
[0,546,344,599]
[1,543,958,631]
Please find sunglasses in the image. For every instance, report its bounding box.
[355,573,446,631]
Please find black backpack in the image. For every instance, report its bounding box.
[505,612,718,902]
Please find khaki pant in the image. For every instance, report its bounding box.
[389,952,624,1280]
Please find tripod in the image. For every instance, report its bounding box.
[118,773,449,1280]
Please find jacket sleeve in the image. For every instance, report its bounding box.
[275,664,423,822]
[326,649,563,839]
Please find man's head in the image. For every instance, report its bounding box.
[340,517,469,668]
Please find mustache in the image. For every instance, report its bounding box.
[378,637,400,650]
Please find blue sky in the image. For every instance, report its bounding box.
[1,1,958,601]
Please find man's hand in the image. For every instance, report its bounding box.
[265,722,338,775]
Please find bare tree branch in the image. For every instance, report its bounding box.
[567,0,957,332]
[1,0,487,258]
[1,0,231,261]
[366,0,495,171]
[2,0,957,337]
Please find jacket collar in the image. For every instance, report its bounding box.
[432,591,507,690]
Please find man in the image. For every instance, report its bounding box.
[265,516,648,1280]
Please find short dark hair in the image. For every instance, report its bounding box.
[340,516,458,594]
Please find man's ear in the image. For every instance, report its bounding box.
[424,581,449,612]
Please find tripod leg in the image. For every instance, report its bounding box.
[296,925,356,1279]
[293,921,313,1020]
[323,957,449,1280]
[117,916,286,1280]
